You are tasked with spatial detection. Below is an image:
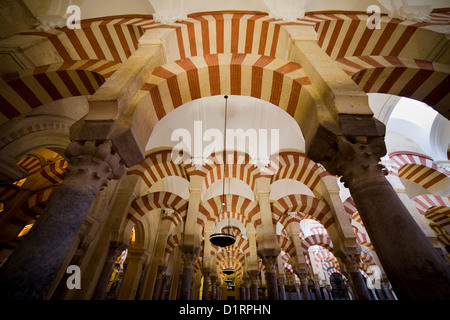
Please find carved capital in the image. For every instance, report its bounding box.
[247,270,260,282]
[321,136,388,190]
[262,256,278,274]
[342,254,361,274]
[180,249,199,269]
[64,140,126,191]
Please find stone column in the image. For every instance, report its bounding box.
[278,277,286,300]
[312,279,323,300]
[243,276,250,300]
[117,248,149,300]
[91,241,128,300]
[319,136,450,299]
[179,245,199,300]
[210,275,217,300]
[248,270,259,300]
[298,272,310,300]
[261,256,279,300]
[152,265,167,300]
[381,278,395,300]
[202,269,211,300]
[0,140,125,300]
[294,282,302,300]
[340,254,371,300]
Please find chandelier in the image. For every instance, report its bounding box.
[209,96,236,248]
[222,249,235,275]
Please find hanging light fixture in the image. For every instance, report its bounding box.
[209,96,236,248]
[222,249,235,275]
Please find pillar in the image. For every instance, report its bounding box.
[202,269,211,300]
[0,140,126,300]
[178,245,200,300]
[278,277,286,300]
[321,136,450,299]
[262,256,279,300]
[91,241,128,300]
[312,278,323,300]
[210,275,217,300]
[243,276,250,300]
[248,270,259,300]
[297,272,310,300]
[294,282,302,300]
[339,254,371,300]
[117,248,149,300]
[152,265,167,300]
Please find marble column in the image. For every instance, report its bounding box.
[210,276,217,300]
[278,277,286,300]
[341,254,371,300]
[91,241,128,300]
[312,279,323,300]
[202,269,210,300]
[318,136,450,299]
[298,272,310,300]
[179,246,199,300]
[0,140,125,300]
[243,276,250,300]
[262,256,279,300]
[152,265,167,300]
[248,270,259,300]
[294,282,302,300]
[117,248,149,300]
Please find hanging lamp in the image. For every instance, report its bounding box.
[222,249,235,275]
[209,96,236,248]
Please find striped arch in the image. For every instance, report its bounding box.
[389,151,442,176]
[19,186,59,224]
[159,12,312,62]
[425,206,450,228]
[127,149,189,189]
[272,194,335,229]
[18,16,149,64]
[15,154,42,176]
[308,12,450,61]
[164,232,182,257]
[360,250,376,266]
[127,191,188,225]
[337,56,450,119]
[413,194,450,216]
[0,60,121,123]
[356,232,373,250]
[140,53,312,122]
[268,151,331,193]
[398,164,450,193]
[191,150,260,192]
[301,234,334,252]
[277,235,296,259]
[198,194,259,227]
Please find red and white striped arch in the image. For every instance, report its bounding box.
[140,53,312,121]
[18,186,58,224]
[0,60,121,124]
[128,149,189,189]
[301,234,334,252]
[272,194,335,229]
[277,235,296,258]
[193,150,260,192]
[127,191,188,225]
[413,194,450,216]
[337,56,450,118]
[308,12,450,61]
[268,151,331,192]
[198,194,259,227]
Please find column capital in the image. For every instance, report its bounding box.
[247,270,260,282]
[341,253,362,274]
[64,140,126,192]
[317,136,389,190]
[262,256,278,274]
